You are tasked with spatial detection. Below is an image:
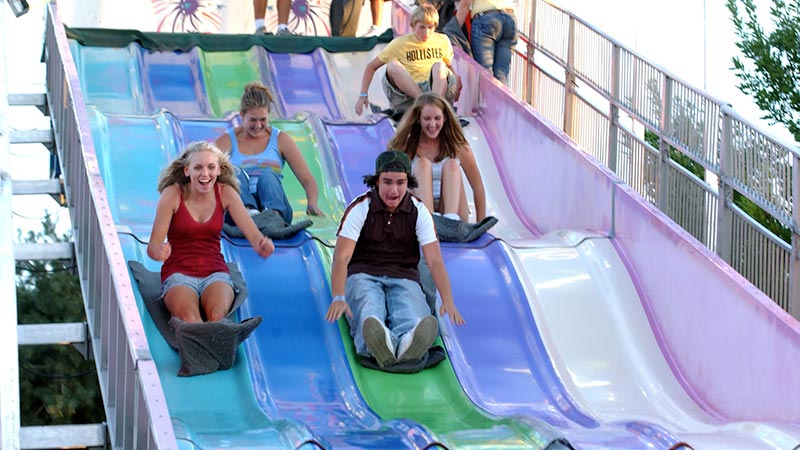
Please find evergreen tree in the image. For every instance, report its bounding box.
[15,215,104,425]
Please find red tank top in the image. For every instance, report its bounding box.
[160,185,229,283]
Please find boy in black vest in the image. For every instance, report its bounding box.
[324,151,465,368]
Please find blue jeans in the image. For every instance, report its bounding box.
[160,271,233,298]
[470,11,518,85]
[236,168,294,225]
[345,273,431,357]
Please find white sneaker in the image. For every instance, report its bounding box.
[361,25,381,38]
[362,316,396,368]
[396,315,438,362]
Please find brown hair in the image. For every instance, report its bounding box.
[386,92,468,162]
[239,82,275,115]
[157,141,240,194]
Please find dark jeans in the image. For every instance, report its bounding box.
[470,11,518,85]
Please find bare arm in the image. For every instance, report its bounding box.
[324,237,356,322]
[221,185,274,257]
[455,0,471,26]
[147,184,180,261]
[279,132,323,216]
[356,57,385,115]
[422,241,465,325]
[459,145,487,221]
[213,130,233,154]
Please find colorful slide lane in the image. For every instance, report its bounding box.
[66,21,800,449]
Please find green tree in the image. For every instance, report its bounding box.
[15,216,105,425]
[727,0,800,142]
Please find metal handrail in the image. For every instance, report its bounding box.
[44,3,177,448]
[511,0,800,316]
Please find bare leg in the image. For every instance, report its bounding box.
[370,0,382,26]
[439,158,463,218]
[254,0,266,19]
[412,157,436,214]
[254,0,267,32]
[200,282,235,322]
[430,61,450,97]
[277,0,291,26]
[164,286,203,323]
[387,60,425,99]
[457,182,470,221]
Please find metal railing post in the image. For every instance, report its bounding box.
[523,0,537,105]
[656,75,673,211]
[562,15,576,137]
[607,43,620,174]
[716,110,733,263]
[0,1,23,448]
[791,153,800,318]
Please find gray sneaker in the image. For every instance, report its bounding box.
[362,316,396,368]
[255,26,266,34]
[275,27,295,36]
[396,315,438,362]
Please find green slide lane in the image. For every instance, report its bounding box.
[271,118,344,242]
[199,48,266,118]
[315,246,555,449]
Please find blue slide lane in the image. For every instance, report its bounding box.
[222,235,441,449]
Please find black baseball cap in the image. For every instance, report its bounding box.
[375,150,412,176]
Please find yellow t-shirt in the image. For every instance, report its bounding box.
[378,32,454,83]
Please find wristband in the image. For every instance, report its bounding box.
[333,295,346,302]
[358,93,368,97]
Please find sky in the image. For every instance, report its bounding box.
[553,0,795,145]
[2,0,71,239]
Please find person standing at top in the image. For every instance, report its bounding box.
[387,93,486,222]
[360,0,385,37]
[460,0,517,85]
[355,4,461,118]
[254,0,295,35]
[214,82,323,226]
[148,141,274,324]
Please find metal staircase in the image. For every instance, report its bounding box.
[1,3,107,448]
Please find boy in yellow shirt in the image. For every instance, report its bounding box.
[355,4,461,117]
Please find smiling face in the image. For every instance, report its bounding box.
[377,171,408,212]
[242,107,270,138]
[419,103,446,140]
[184,150,220,194]
[413,21,436,42]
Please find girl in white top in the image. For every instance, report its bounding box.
[387,93,486,222]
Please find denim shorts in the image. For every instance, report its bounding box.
[161,271,233,298]
[382,69,458,113]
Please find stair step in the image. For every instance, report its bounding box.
[9,128,53,145]
[8,93,46,108]
[18,323,87,345]
[12,179,62,196]
[20,424,106,449]
[14,242,73,261]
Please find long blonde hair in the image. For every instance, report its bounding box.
[387,92,468,161]
[157,141,240,194]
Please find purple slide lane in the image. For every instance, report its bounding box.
[268,48,343,120]
[447,33,800,446]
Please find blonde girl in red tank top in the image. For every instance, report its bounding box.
[147,141,274,323]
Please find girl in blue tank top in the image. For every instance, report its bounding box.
[214,82,324,225]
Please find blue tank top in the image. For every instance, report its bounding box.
[228,127,284,193]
